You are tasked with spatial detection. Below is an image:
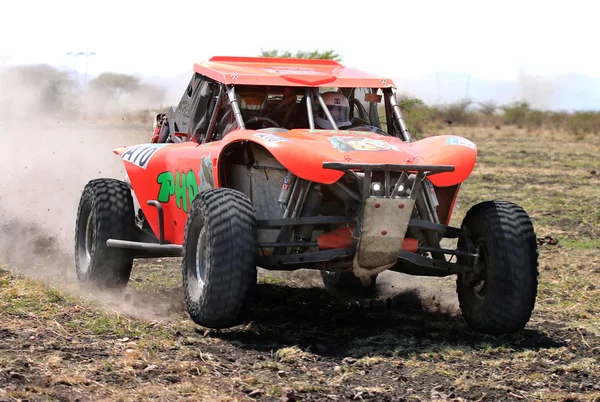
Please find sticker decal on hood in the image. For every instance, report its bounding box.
[327,136,399,152]
[446,137,475,149]
[253,132,289,143]
[121,143,168,169]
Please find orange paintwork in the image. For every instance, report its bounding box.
[114,129,477,246]
[220,129,477,187]
[114,141,222,245]
[444,184,462,226]
[317,226,355,250]
[193,56,396,88]
[316,226,419,252]
[401,238,419,253]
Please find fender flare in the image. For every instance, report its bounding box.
[218,130,345,184]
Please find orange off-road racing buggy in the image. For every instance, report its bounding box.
[74,56,538,335]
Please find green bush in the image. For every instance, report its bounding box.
[442,99,473,125]
[524,109,545,130]
[567,111,600,137]
[396,95,436,138]
[501,101,531,127]
[478,100,498,116]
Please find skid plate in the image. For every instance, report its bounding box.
[357,197,415,269]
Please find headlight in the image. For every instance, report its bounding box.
[371,181,384,196]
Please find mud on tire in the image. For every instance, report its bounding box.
[457,200,539,335]
[74,178,135,292]
[182,188,258,329]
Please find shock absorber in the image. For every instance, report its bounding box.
[273,172,304,256]
[278,170,297,212]
[295,184,323,242]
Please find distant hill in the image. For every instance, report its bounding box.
[551,73,600,111]
[398,71,600,112]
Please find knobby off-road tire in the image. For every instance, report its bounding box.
[457,200,539,335]
[182,188,258,329]
[321,271,378,297]
[74,178,135,292]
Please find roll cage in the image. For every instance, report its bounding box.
[156,72,414,146]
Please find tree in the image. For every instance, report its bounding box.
[83,72,167,117]
[88,72,141,99]
[478,100,498,116]
[0,64,77,117]
[259,49,343,61]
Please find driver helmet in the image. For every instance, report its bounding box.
[313,91,352,129]
[236,92,267,119]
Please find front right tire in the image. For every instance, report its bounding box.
[456,200,539,335]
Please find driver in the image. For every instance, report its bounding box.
[238,92,267,120]
[313,91,387,135]
[313,91,352,129]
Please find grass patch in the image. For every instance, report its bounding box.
[559,238,600,250]
[275,345,314,363]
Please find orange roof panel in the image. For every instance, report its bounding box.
[192,56,396,88]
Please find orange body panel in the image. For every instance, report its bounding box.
[193,56,396,88]
[115,141,221,245]
[401,238,419,253]
[444,184,462,226]
[115,129,477,246]
[317,226,355,250]
[220,129,477,186]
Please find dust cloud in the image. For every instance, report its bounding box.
[0,118,172,316]
[270,267,461,314]
[0,120,142,274]
[375,236,461,314]
[376,271,460,315]
[0,64,175,320]
[517,69,556,110]
[261,255,461,314]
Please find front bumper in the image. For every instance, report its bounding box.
[323,162,455,277]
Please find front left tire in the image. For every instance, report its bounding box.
[182,188,258,329]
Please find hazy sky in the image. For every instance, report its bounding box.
[2,0,598,85]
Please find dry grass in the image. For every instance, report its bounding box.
[1,125,600,401]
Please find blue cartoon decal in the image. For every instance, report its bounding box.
[327,136,399,152]
[198,154,214,192]
[446,137,475,149]
[253,132,289,143]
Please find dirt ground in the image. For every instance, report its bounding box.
[1,120,599,401]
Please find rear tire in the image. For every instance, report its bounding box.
[182,188,258,329]
[456,200,539,335]
[74,178,135,292]
[321,271,378,296]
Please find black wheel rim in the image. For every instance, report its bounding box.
[85,212,94,265]
[471,240,488,300]
[188,226,208,301]
[76,201,93,277]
